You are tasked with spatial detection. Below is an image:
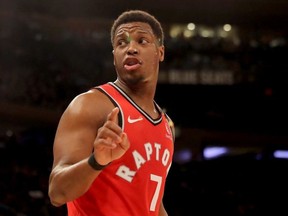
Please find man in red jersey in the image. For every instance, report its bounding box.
[48,9,175,216]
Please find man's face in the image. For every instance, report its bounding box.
[112,22,164,85]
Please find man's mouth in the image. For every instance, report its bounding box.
[124,58,142,71]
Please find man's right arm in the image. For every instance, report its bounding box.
[48,89,130,206]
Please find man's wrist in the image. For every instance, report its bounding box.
[88,154,110,171]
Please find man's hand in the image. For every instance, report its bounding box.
[93,107,130,165]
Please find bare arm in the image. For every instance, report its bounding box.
[159,201,168,216]
[48,91,130,206]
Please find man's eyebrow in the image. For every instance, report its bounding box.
[115,31,152,42]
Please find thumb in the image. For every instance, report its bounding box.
[120,133,130,151]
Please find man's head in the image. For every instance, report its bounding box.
[111,10,164,46]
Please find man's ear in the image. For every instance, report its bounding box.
[159,46,165,62]
[112,50,115,65]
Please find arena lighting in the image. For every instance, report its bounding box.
[223,24,232,32]
[203,146,228,159]
[187,23,195,30]
[273,150,288,159]
[183,29,194,38]
[173,148,192,164]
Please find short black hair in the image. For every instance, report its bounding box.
[110,10,164,46]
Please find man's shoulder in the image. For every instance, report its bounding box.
[63,89,114,124]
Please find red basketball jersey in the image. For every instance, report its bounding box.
[67,82,174,216]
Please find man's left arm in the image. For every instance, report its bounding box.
[159,201,168,216]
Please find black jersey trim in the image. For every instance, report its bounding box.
[94,87,124,128]
[108,82,162,125]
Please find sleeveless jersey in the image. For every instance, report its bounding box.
[67,82,174,216]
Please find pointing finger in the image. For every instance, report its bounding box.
[107,107,119,124]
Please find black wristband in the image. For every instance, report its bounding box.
[88,154,110,171]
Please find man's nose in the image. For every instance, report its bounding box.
[127,42,139,55]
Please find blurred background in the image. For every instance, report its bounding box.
[1,0,288,215]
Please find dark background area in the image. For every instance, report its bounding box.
[1,0,288,215]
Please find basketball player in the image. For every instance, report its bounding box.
[48,10,175,216]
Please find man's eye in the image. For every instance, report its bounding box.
[139,38,148,44]
[117,40,127,46]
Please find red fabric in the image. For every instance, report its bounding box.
[67,82,174,216]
